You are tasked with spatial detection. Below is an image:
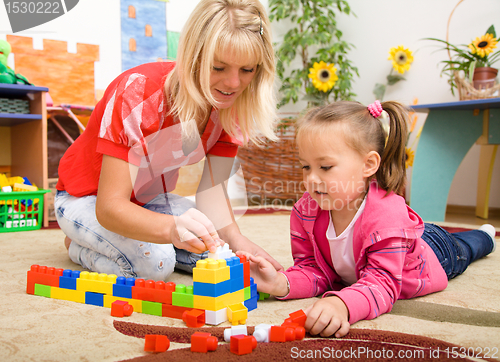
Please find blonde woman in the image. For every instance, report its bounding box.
[55,0,282,280]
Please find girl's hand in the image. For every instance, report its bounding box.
[304,296,350,338]
[236,251,288,297]
[171,208,224,254]
[231,237,283,271]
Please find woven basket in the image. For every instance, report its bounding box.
[455,71,500,100]
[237,114,305,205]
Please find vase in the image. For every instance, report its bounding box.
[472,67,498,90]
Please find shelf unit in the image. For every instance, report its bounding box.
[0,83,49,227]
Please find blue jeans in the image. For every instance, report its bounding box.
[421,223,494,279]
[55,191,207,281]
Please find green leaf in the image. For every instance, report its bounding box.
[373,83,386,101]
[387,74,406,85]
[485,25,496,38]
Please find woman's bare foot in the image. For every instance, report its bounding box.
[64,236,72,250]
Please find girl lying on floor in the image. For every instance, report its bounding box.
[237,100,496,338]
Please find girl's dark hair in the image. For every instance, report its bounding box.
[296,100,409,196]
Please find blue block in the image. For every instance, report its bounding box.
[59,269,81,290]
[250,278,258,298]
[193,280,231,297]
[226,256,244,279]
[113,276,135,299]
[244,294,258,312]
[230,276,244,293]
[85,291,104,306]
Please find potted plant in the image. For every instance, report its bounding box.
[426,25,500,95]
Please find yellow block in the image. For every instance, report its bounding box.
[103,295,143,313]
[51,286,86,303]
[0,173,9,188]
[193,294,228,311]
[225,289,245,306]
[76,272,117,295]
[193,258,230,284]
[13,182,38,191]
[227,302,248,326]
[7,176,23,186]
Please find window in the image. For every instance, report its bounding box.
[128,5,136,18]
[129,38,136,52]
[145,24,153,37]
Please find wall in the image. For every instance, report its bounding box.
[1,0,498,208]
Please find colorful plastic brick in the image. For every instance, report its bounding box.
[85,292,104,307]
[51,286,86,303]
[144,335,170,353]
[103,295,142,313]
[253,324,272,343]
[224,325,248,342]
[238,255,251,288]
[244,294,258,312]
[269,325,296,342]
[76,271,117,295]
[225,289,244,306]
[193,280,230,297]
[226,256,244,279]
[162,304,191,319]
[111,300,133,317]
[59,269,81,290]
[132,279,175,304]
[288,309,307,327]
[142,300,162,316]
[191,332,218,353]
[171,284,194,308]
[113,276,136,299]
[193,293,228,312]
[207,244,233,260]
[204,308,228,325]
[27,265,64,295]
[258,292,270,300]
[227,303,247,325]
[34,283,51,298]
[182,309,205,328]
[193,258,230,284]
[230,335,257,356]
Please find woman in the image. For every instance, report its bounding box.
[55,0,282,281]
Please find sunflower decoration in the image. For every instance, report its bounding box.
[468,33,498,58]
[388,45,414,74]
[308,61,338,92]
[405,147,415,169]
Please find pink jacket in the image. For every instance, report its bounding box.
[279,182,448,324]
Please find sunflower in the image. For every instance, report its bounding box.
[308,61,338,92]
[468,33,498,58]
[388,46,414,74]
[405,147,415,169]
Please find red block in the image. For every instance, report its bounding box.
[132,279,175,304]
[270,325,296,342]
[191,332,218,353]
[162,304,191,319]
[230,335,257,355]
[238,255,251,288]
[27,265,64,295]
[289,309,307,327]
[182,309,205,328]
[144,334,170,353]
[111,300,133,317]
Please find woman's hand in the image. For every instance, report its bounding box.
[235,251,288,297]
[171,208,224,254]
[304,296,350,338]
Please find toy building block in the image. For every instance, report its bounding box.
[144,335,170,353]
[191,332,218,353]
[226,256,244,279]
[13,182,38,192]
[76,271,117,295]
[224,325,248,342]
[193,258,230,284]
[113,276,136,299]
[193,279,230,297]
[51,286,86,303]
[103,295,142,313]
[258,292,270,300]
[253,324,272,343]
[85,292,104,307]
[142,301,162,316]
[193,293,228,312]
[204,308,228,325]
[224,288,244,306]
[288,309,307,327]
[132,279,175,304]
[227,303,247,325]
[230,335,257,356]
[171,284,194,308]
[162,304,191,319]
[27,265,64,294]
[34,284,51,298]
[207,243,233,260]
[269,325,296,342]
[59,269,81,290]
[0,173,9,188]
[238,255,251,288]
[182,309,205,328]
[7,176,24,186]
[244,294,258,312]
[111,300,133,317]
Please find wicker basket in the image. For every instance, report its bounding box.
[237,114,305,205]
[455,71,500,100]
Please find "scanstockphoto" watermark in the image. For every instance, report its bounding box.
[3,0,79,32]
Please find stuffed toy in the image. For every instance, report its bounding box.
[0,39,32,85]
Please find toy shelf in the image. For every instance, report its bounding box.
[0,83,50,228]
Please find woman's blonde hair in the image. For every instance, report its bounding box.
[164,0,278,145]
[296,101,409,196]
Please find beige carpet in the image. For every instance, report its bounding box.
[0,214,499,361]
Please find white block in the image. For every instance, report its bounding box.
[205,308,228,325]
[253,323,272,343]
[1,186,12,192]
[224,325,248,342]
[207,243,233,260]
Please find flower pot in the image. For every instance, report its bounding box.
[472,67,498,90]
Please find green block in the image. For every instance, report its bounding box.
[172,284,194,308]
[142,301,162,316]
[34,284,51,298]
[259,292,270,300]
[244,286,250,301]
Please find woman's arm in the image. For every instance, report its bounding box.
[96,154,221,253]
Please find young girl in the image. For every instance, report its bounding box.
[237,100,496,338]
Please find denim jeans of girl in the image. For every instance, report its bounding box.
[55,190,207,281]
[422,223,494,279]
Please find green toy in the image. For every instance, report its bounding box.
[0,40,31,85]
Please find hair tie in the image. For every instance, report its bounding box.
[367,100,383,118]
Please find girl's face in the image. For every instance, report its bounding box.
[210,54,258,109]
[298,127,372,213]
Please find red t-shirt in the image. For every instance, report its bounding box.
[57,62,241,205]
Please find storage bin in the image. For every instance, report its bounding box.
[0,189,50,232]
